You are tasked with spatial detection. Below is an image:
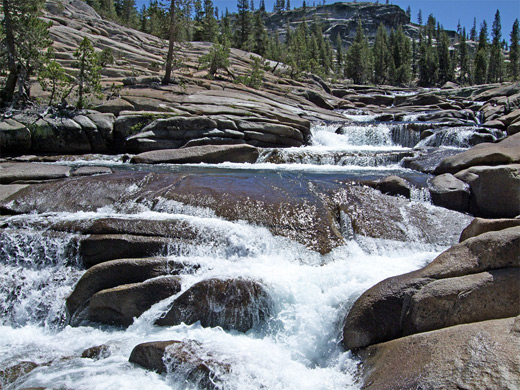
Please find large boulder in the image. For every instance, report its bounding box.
[0,119,31,154]
[66,257,185,319]
[455,164,520,218]
[357,317,520,390]
[342,226,520,350]
[374,175,411,198]
[428,173,470,212]
[155,278,274,332]
[89,276,182,326]
[434,132,520,174]
[28,117,92,154]
[460,217,520,242]
[131,144,260,164]
[78,234,172,267]
[129,339,230,389]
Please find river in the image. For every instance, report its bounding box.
[0,112,472,389]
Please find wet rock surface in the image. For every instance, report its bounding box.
[129,339,230,389]
[155,278,274,332]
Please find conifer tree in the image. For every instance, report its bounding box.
[0,0,52,106]
[437,29,453,84]
[372,23,391,84]
[509,19,519,80]
[474,21,488,84]
[458,28,471,84]
[346,19,372,84]
[235,0,252,50]
[252,11,268,56]
[488,10,503,82]
[74,37,102,109]
[390,25,412,85]
[335,32,344,74]
[201,0,218,42]
[470,17,477,41]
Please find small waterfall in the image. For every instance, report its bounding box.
[416,127,505,148]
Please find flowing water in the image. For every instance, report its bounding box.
[0,114,471,389]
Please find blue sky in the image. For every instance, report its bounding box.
[135,0,520,43]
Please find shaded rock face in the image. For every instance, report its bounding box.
[0,162,71,184]
[358,317,520,390]
[455,164,520,218]
[66,257,188,321]
[156,278,274,332]
[89,276,182,326]
[428,173,470,213]
[78,234,172,267]
[342,226,520,350]
[129,340,230,389]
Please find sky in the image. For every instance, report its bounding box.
[134,0,520,43]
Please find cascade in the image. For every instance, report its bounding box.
[0,110,472,390]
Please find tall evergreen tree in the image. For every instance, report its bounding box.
[509,19,519,80]
[458,28,471,84]
[200,0,218,42]
[474,21,488,84]
[74,37,102,109]
[470,17,477,41]
[488,10,503,82]
[234,0,252,50]
[0,0,52,106]
[437,29,453,84]
[252,11,268,56]
[390,25,412,85]
[346,19,372,84]
[372,23,391,84]
[417,9,422,26]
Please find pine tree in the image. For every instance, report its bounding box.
[252,11,268,56]
[470,17,477,41]
[335,32,344,74]
[201,0,218,42]
[405,6,411,21]
[346,19,372,84]
[234,0,251,50]
[488,10,503,82]
[509,19,519,80]
[417,9,422,26]
[418,29,439,86]
[390,25,412,85]
[437,29,453,84]
[74,37,102,109]
[474,21,488,84]
[458,28,471,84]
[0,0,52,106]
[372,23,391,84]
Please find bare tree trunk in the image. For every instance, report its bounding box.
[162,0,176,85]
[1,0,18,105]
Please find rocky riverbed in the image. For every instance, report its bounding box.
[1,1,520,389]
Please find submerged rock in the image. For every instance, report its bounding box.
[156,278,273,332]
[81,344,112,360]
[129,339,230,389]
[358,317,520,390]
